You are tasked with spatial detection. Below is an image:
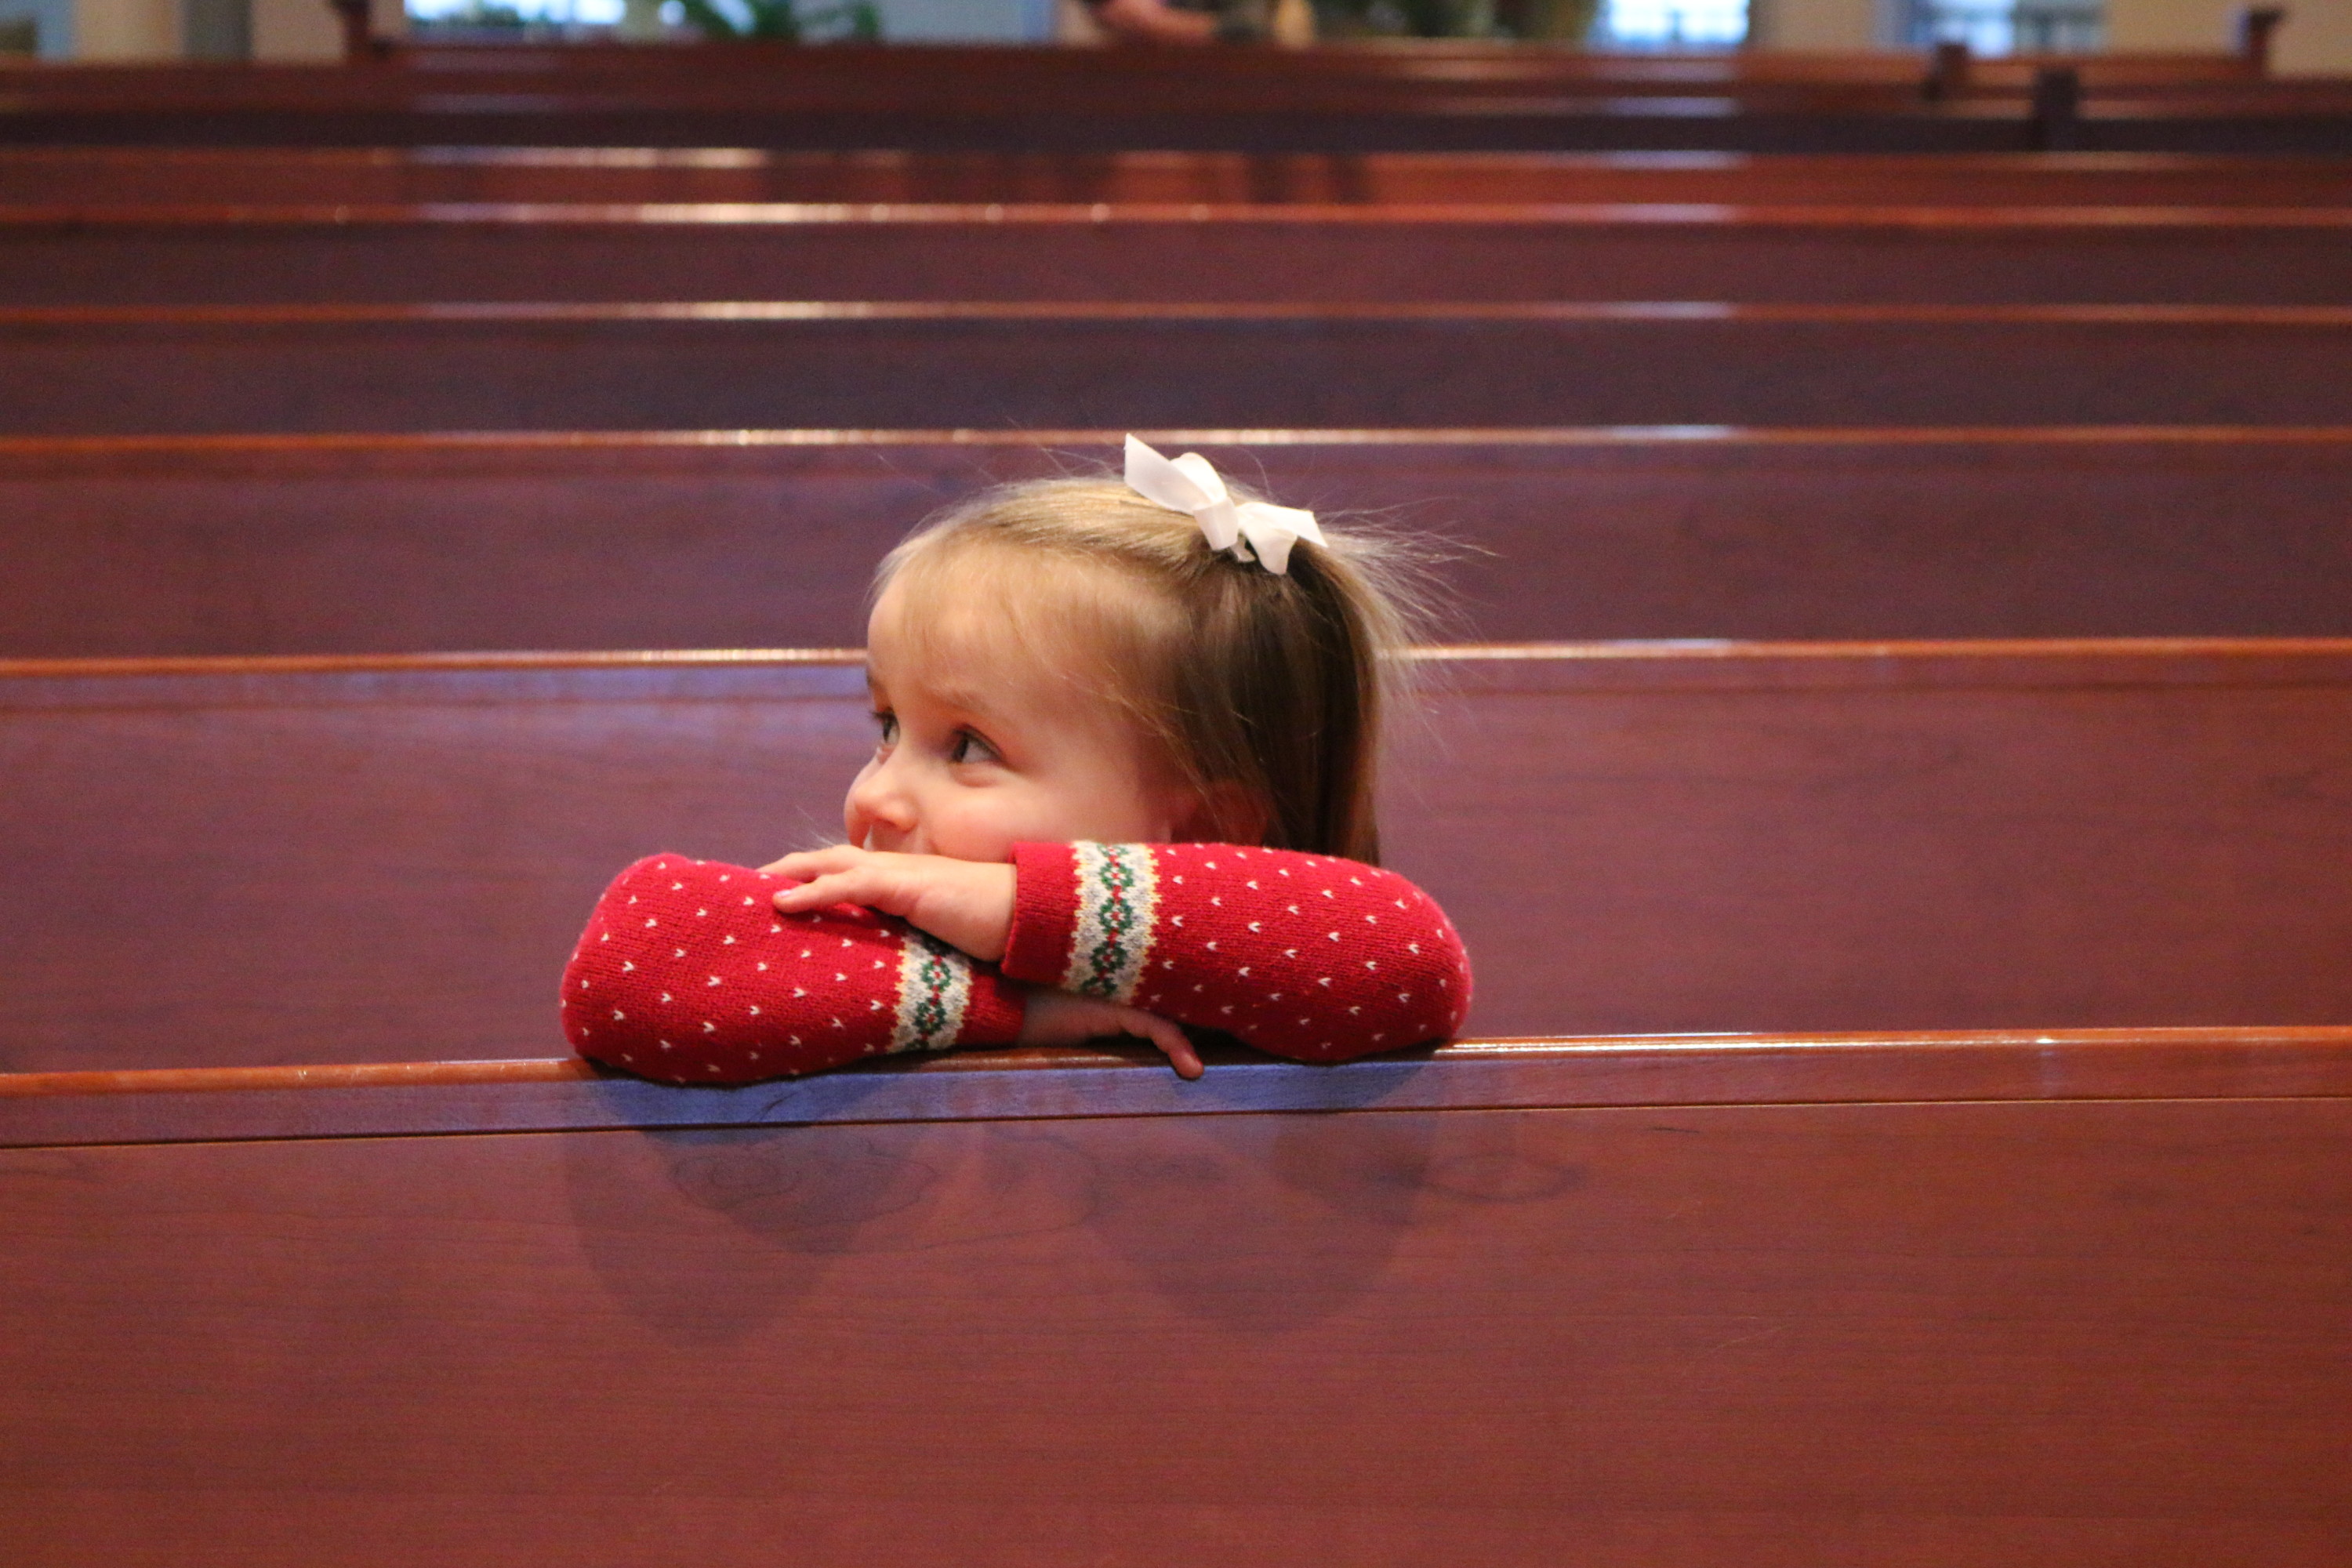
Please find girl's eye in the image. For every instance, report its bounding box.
[872,711,898,747]
[948,729,1000,766]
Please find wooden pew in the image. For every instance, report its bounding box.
[302,40,2302,122]
[378,38,2273,94]
[8,429,2352,658]
[2071,82,2352,154]
[4,1028,2349,1564]
[354,38,2316,118]
[10,147,2349,210]
[0,55,2020,155]
[7,303,2352,434]
[5,642,2350,1074]
[8,206,2348,307]
[2,50,2344,154]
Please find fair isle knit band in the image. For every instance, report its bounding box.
[889,929,974,1053]
[1061,842,1158,1003]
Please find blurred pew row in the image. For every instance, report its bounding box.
[9,145,2344,205]
[6,30,2346,151]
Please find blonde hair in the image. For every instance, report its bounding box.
[877,474,1440,865]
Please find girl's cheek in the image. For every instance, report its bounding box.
[931,793,1025,863]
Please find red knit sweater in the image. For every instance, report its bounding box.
[562,841,1472,1084]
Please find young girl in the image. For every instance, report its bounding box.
[561,437,1471,1083]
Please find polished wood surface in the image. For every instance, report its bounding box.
[7,303,2352,434]
[0,57,2020,155]
[9,147,2347,209]
[0,98,2294,157]
[9,1026,2352,1147]
[0,42,2293,106]
[5,50,2347,155]
[5,642,2350,1073]
[370,40,2272,93]
[11,42,2351,1567]
[2,1060,2346,1563]
[1,47,2344,153]
[8,429,2352,656]
[7,207,2348,307]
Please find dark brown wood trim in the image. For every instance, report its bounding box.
[6,147,2343,176]
[8,299,2352,326]
[5,425,2352,461]
[0,647,868,681]
[6,202,2351,229]
[9,640,2352,691]
[5,1028,2350,1149]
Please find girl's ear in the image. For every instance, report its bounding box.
[1171,779,1272,847]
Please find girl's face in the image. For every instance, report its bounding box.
[846,575,1200,862]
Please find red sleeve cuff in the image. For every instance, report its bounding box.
[1001,841,1080,988]
[956,964,1028,1047]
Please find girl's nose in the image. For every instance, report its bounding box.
[845,753,918,848]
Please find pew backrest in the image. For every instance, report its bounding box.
[6,303,2352,434]
[9,147,2349,209]
[7,429,2352,658]
[5,641,2350,1073]
[2,1024,2348,1563]
[3,205,2347,308]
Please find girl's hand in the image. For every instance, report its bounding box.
[763,846,1017,962]
[1019,987,1204,1080]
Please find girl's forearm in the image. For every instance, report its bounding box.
[1000,841,1472,1063]
[564,843,1473,1083]
[561,854,1025,1083]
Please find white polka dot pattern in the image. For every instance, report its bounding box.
[1005,842,1472,1065]
[561,855,1025,1085]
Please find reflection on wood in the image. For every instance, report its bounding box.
[8,1026,2352,1147]
[12,147,2349,209]
[3,1052,2346,1562]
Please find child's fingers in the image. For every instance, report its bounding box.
[1117,1007,1205,1080]
[1016,991,1201,1078]
[759,844,863,880]
[771,866,896,914]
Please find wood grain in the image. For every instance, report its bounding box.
[5,643,2350,1073]
[3,209,2347,307]
[7,1027,2352,1149]
[0,46,2334,158]
[8,147,2347,210]
[5,305,2352,434]
[2,1091,2346,1563]
[7,429,2352,656]
[0,68,2031,157]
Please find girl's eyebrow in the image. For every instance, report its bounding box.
[921,681,1001,722]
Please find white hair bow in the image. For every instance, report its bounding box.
[1124,435,1325,576]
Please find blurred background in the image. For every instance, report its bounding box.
[9,0,2345,75]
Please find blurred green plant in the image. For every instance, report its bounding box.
[674,0,880,39]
